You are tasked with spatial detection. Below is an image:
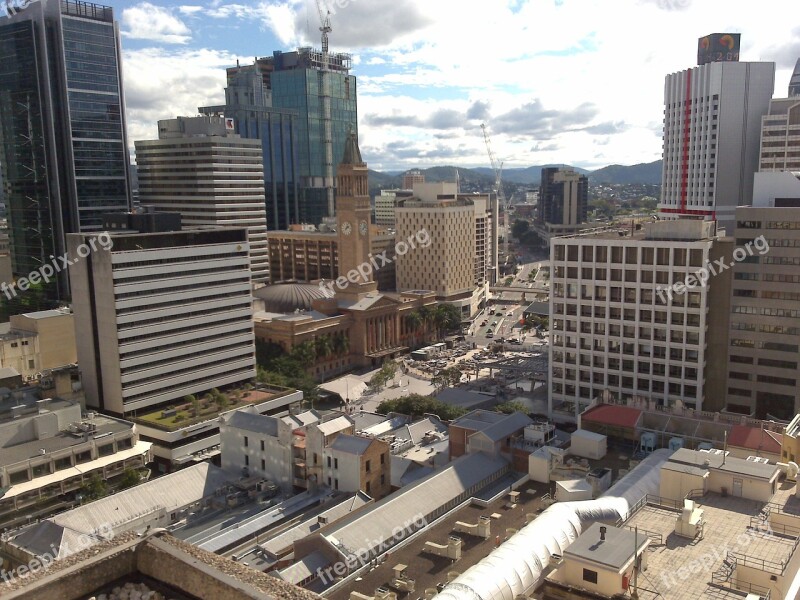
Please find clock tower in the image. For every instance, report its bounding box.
[336,132,378,299]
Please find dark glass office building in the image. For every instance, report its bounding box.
[0,0,130,299]
[200,60,301,231]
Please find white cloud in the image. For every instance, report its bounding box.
[122,2,192,45]
[178,5,204,16]
[118,0,800,171]
[122,47,241,158]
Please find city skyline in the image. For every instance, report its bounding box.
[116,0,799,172]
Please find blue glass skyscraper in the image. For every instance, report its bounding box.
[200,59,300,231]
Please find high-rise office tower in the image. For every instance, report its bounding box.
[402,170,425,191]
[536,167,588,227]
[659,38,774,230]
[199,59,300,231]
[726,204,800,421]
[789,58,800,97]
[0,1,130,299]
[69,213,256,417]
[549,220,731,419]
[135,116,269,282]
[758,97,800,174]
[269,49,358,226]
[395,183,497,317]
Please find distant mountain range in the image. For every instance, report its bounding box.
[368,160,662,189]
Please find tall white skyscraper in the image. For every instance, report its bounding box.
[659,60,774,229]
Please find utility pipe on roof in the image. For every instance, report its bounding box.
[436,449,672,600]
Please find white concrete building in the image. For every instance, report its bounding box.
[219,408,354,490]
[374,189,411,228]
[659,61,774,229]
[135,116,269,282]
[68,215,256,416]
[549,220,724,419]
[0,393,151,511]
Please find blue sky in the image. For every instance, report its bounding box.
[116,0,800,171]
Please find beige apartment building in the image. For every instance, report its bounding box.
[394,183,497,317]
[0,308,76,379]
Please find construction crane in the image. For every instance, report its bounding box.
[315,0,335,218]
[481,123,509,260]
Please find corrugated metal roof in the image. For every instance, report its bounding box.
[473,412,533,443]
[260,493,371,558]
[582,404,643,429]
[226,410,279,437]
[320,452,508,558]
[728,425,782,454]
[10,463,233,559]
[316,416,353,436]
[329,434,372,455]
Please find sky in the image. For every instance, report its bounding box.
[115,0,800,172]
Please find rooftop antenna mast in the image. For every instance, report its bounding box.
[315,0,335,218]
[481,123,508,259]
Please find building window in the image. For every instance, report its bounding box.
[334,478,339,490]
[327,456,331,468]
[334,458,338,469]
[381,453,386,465]
[381,474,385,485]
[244,436,248,448]
[244,455,249,466]
[583,569,598,584]
[261,459,266,471]
[260,440,265,452]
[28,360,35,369]
[366,481,371,493]
[366,460,371,473]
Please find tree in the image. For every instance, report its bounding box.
[80,473,108,502]
[118,468,141,490]
[368,360,398,393]
[185,395,199,417]
[377,394,467,421]
[315,335,334,359]
[431,366,462,392]
[332,331,350,356]
[512,219,530,240]
[433,304,461,339]
[495,400,529,415]
[291,340,317,365]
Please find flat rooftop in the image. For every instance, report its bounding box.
[326,479,550,600]
[624,493,797,599]
[0,414,132,465]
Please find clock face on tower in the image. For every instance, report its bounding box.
[341,221,353,236]
[359,220,368,236]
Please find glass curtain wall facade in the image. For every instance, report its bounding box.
[0,1,130,300]
[271,65,357,226]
